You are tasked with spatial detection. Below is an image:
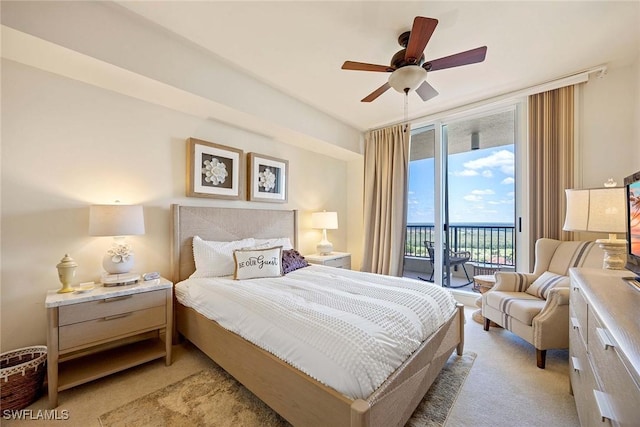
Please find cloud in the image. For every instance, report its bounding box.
[454,169,479,177]
[471,189,495,195]
[482,170,493,178]
[501,177,515,185]
[488,199,514,205]
[464,194,483,202]
[463,149,515,176]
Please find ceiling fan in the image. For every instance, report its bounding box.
[342,16,487,103]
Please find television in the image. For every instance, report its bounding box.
[624,169,640,277]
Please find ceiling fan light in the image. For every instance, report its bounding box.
[388,66,428,93]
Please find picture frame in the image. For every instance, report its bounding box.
[186,138,244,200]
[247,153,288,203]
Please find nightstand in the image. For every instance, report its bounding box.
[305,252,351,269]
[45,278,173,408]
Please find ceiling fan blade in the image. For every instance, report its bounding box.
[361,82,391,102]
[424,46,487,72]
[342,61,394,72]
[416,81,439,101]
[404,17,438,64]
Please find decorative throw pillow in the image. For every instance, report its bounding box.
[233,246,283,280]
[525,271,570,299]
[282,249,310,274]
[191,236,256,278]
[252,237,294,251]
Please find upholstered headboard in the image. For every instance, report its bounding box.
[171,204,298,283]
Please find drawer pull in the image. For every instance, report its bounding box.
[103,295,133,303]
[593,390,616,422]
[102,312,132,321]
[571,317,580,330]
[571,356,582,372]
[596,327,615,350]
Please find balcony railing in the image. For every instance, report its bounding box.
[405,224,516,267]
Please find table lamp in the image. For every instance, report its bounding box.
[563,184,627,269]
[311,211,338,255]
[89,203,145,285]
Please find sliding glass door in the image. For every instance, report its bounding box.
[405,106,521,291]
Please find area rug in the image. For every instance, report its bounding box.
[98,351,476,427]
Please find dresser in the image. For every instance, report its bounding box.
[569,268,640,426]
[45,278,173,408]
[305,252,351,269]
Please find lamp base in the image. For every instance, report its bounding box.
[103,253,134,274]
[317,240,334,256]
[596,238,627,270]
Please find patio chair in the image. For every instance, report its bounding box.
[419,241,472,287]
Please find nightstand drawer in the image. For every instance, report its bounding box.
[59,305,166,351]
[324,256,351,269]
[59,289,166,326]
[306,252,351,269]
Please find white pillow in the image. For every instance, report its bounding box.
[525,271,570,299]
[191,236,256,278]
[233,246,283,280]
[252,237,294,251]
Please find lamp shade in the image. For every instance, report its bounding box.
[563,188,626,233]
[89,204,145,236]
[311,211,338,230]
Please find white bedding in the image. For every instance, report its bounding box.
[175,264,457,399]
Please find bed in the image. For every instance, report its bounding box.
[171,204,465,427]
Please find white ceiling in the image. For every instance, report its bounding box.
[117,1,639,131]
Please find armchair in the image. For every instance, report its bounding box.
[482,238,603,368]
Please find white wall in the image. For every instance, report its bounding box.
[0,60,350,351]
[579,62,640,186]
[568,59,639,244]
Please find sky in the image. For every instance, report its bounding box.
[407,145,515,225]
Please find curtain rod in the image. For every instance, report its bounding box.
[367,64,608,132]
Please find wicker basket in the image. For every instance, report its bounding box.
[1,346,47,411]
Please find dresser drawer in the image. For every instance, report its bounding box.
[59,290,166,326]
[59,305,166,351]
[570,324,604,427]
[588,313,640,426]
[570,283,588,345]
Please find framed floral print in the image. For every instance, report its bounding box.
[187,138,244,200]
[247,153,288,203]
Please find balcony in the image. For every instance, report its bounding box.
[404,224,516,291]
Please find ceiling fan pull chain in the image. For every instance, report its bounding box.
[403,89,409,133]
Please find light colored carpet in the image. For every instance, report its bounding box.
[98,352,476,427]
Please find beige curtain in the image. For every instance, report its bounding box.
[528,85,575,246]
[361,124,409,276]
